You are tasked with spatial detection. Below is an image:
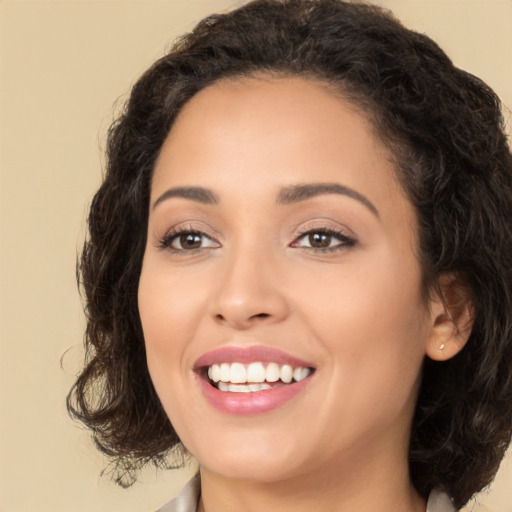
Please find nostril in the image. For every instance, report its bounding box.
[214,311,270,326]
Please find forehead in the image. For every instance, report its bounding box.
[168,76,376,147]
[152,76,407,216]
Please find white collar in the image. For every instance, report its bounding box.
[156,475,457,512]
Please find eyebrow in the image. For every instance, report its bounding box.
[152,182,379,218]
[277,183,379,217]
[152,186,219,209]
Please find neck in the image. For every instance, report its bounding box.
[197,455,426,512]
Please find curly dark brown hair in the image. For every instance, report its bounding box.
[68,0,512,507]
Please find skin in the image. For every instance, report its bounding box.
[138,76,463,512]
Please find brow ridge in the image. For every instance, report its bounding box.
[277,183,379,217]
[152,186,219,209]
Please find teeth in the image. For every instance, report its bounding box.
[220,363,230,382]
[280,364,293,384]
[249,383,271,392]
[218,382,273,393]
[206,361,312,388]
[246,362,266,382]
[293,367,310,382]
[229,363,246,383]
[208,365,220,382]
[265,362,281,382]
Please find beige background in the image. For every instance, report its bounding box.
[0,1,511,511]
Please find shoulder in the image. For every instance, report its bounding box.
[427,489,458,512]
[155,475,200,512]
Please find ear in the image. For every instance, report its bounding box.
[425,274,474,361]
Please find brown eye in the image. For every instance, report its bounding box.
[177,233,202,250]
[161,230,220,252]
[308,232,332,248]
[293,228,356,252]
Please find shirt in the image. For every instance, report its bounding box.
[156,475,458,512]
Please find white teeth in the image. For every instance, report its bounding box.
[228,383,249,392]
[265,362,281,382]
[249,383,272,392]
[207,361,312,389]
[280,364,293,383]
[229,363,247,383]
[217,382,273,393]
[246,362,266,382]
[208,365,220,382]
[293,367,310,382]
[220,363,230,382]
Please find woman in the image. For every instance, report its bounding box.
[68,1,512,511]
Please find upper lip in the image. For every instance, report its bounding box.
[194,345,315,369]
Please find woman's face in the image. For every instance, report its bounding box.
[138,76,440,483]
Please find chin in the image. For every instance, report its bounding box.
[186,429,311,483]
[200,457,307,484]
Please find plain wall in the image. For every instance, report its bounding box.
[0,1,510,511]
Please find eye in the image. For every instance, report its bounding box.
[292,228,355,252]
[159,229,220,252]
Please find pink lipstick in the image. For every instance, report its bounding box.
[194,345,315,415]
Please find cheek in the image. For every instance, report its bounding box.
[139,256,206,332]
[294,249,426,334]
[293,249,429,394]
[138,259,207,384]
[138,263,212,437]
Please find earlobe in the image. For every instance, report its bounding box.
[425,275,474,362]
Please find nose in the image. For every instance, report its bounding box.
[210,248,289,330]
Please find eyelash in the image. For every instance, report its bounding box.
[291,226,356,252]
[157,226,219,253]
[157,226,356,253]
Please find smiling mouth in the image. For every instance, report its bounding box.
[202,362,314,393]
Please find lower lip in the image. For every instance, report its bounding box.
[197,375,312,415]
